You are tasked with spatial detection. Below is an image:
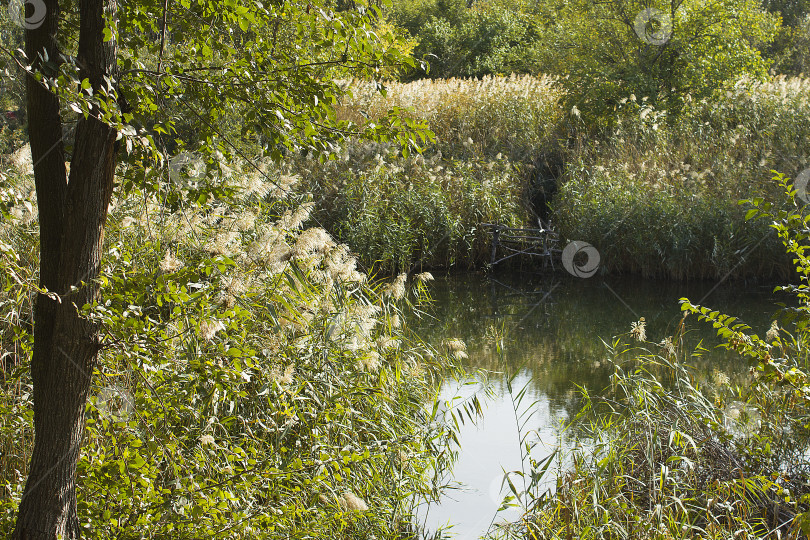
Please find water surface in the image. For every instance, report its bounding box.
[413,273,787,539]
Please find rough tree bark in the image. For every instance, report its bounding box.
[13,0,119,537]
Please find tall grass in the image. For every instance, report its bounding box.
[338,74,566,163]
[517,347,788,539]
[288,149,526,273]
[13,75,808,280]
[0,155,458,538]
[289,75,564,273]
[556,77,810,280]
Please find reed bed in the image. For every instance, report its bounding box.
[287,148,526,274]
[315,75,810,279]
[555,77,810,280]
[337,74,566,162]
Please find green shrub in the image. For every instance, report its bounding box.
[390,0,544,79]
[767,13,810,76]
[537,0,780,123]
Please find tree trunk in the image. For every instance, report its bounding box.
[13,0,118,537]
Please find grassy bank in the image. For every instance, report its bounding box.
[284,75,809,280]
[556,77,810,280]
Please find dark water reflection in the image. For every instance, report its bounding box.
[412,272,788,539]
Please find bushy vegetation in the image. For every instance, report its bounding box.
[4,0,808,281]
[0,158,456,537]
[280,75,565,273]
[503,175,810,539]
[556,77,810,279]
[764,0,810,74]
[277,0,807,278]
[294,149,526,273]
[390,0,544,79]
[541,0,779,121]
[6,75,809,282]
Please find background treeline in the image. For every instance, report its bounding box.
[390,0,810,81]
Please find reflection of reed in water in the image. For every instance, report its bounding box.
[410,273,785,425]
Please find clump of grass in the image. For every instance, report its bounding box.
[555,169,785,279]
[513,325,808,539]
[556,77,810,280]
[289,147,527,273]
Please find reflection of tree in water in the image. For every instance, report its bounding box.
[410,273,786,429]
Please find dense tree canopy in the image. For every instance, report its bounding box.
[391,0,781,121]
[391,0,543,78]
[542,0,780,118]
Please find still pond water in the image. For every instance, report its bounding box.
[411,272,788,539]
